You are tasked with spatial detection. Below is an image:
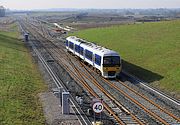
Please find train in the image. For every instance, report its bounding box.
[66,36,122,78]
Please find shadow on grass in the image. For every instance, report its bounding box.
[122,60,164,83]
[0,33,27,52]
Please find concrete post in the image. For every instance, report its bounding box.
[62,92,70,114]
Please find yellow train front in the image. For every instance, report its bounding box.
[100,54,122,78]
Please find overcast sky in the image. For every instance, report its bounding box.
[1,0,180,10]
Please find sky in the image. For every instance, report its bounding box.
[0,0,180,10]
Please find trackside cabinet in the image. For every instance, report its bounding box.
[62,92,70,114]
[24,33,29,42]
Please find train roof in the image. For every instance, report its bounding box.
[66,36,120,56]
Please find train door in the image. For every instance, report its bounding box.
[92,54,95,66]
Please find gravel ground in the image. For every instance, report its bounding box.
[52,61,114,124]
[91,71,160,125]
[39,92,80,125]
[119,73,180,118]
[27,43,81,125]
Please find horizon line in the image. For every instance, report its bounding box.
[7,7,180,11]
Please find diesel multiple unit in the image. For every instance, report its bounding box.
[66,36,122,78]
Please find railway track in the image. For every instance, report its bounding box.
[19,17,144,124]
[34,45,92,125]
[122,71,180,107]
[18,17,180,125]
[83,64,180,124]
[63,53,180,125]
[18,19,92,125]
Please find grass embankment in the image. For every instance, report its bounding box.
[72,20,180,98]
[0,23,47,124]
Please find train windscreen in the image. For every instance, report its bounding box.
[103,56,120,67]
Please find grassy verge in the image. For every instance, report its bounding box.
[0,23,47,124]
[71,20,180,98]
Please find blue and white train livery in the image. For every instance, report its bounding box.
[66,36,122,78]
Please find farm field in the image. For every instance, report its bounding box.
[72,20,180,99]
[0,23,47,124]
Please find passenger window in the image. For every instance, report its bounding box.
[95,54,101,66]
[80,47,84,55]
[66,40,68,46]
[85,50,93,61]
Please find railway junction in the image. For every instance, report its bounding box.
[16,16,180,125]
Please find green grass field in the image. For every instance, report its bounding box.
[71,20,180,99]
[0,24,47,124]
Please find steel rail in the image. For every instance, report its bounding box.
[79,62,145,125]
[18,20,91,125]
[116,79,180,122]
[80,60,180,125]
[24,22,126,124]
[21,18,178,124]
[123,71,180,106]
[23,21,143,124]
[87,65,171,125]
[51,51,126,125]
